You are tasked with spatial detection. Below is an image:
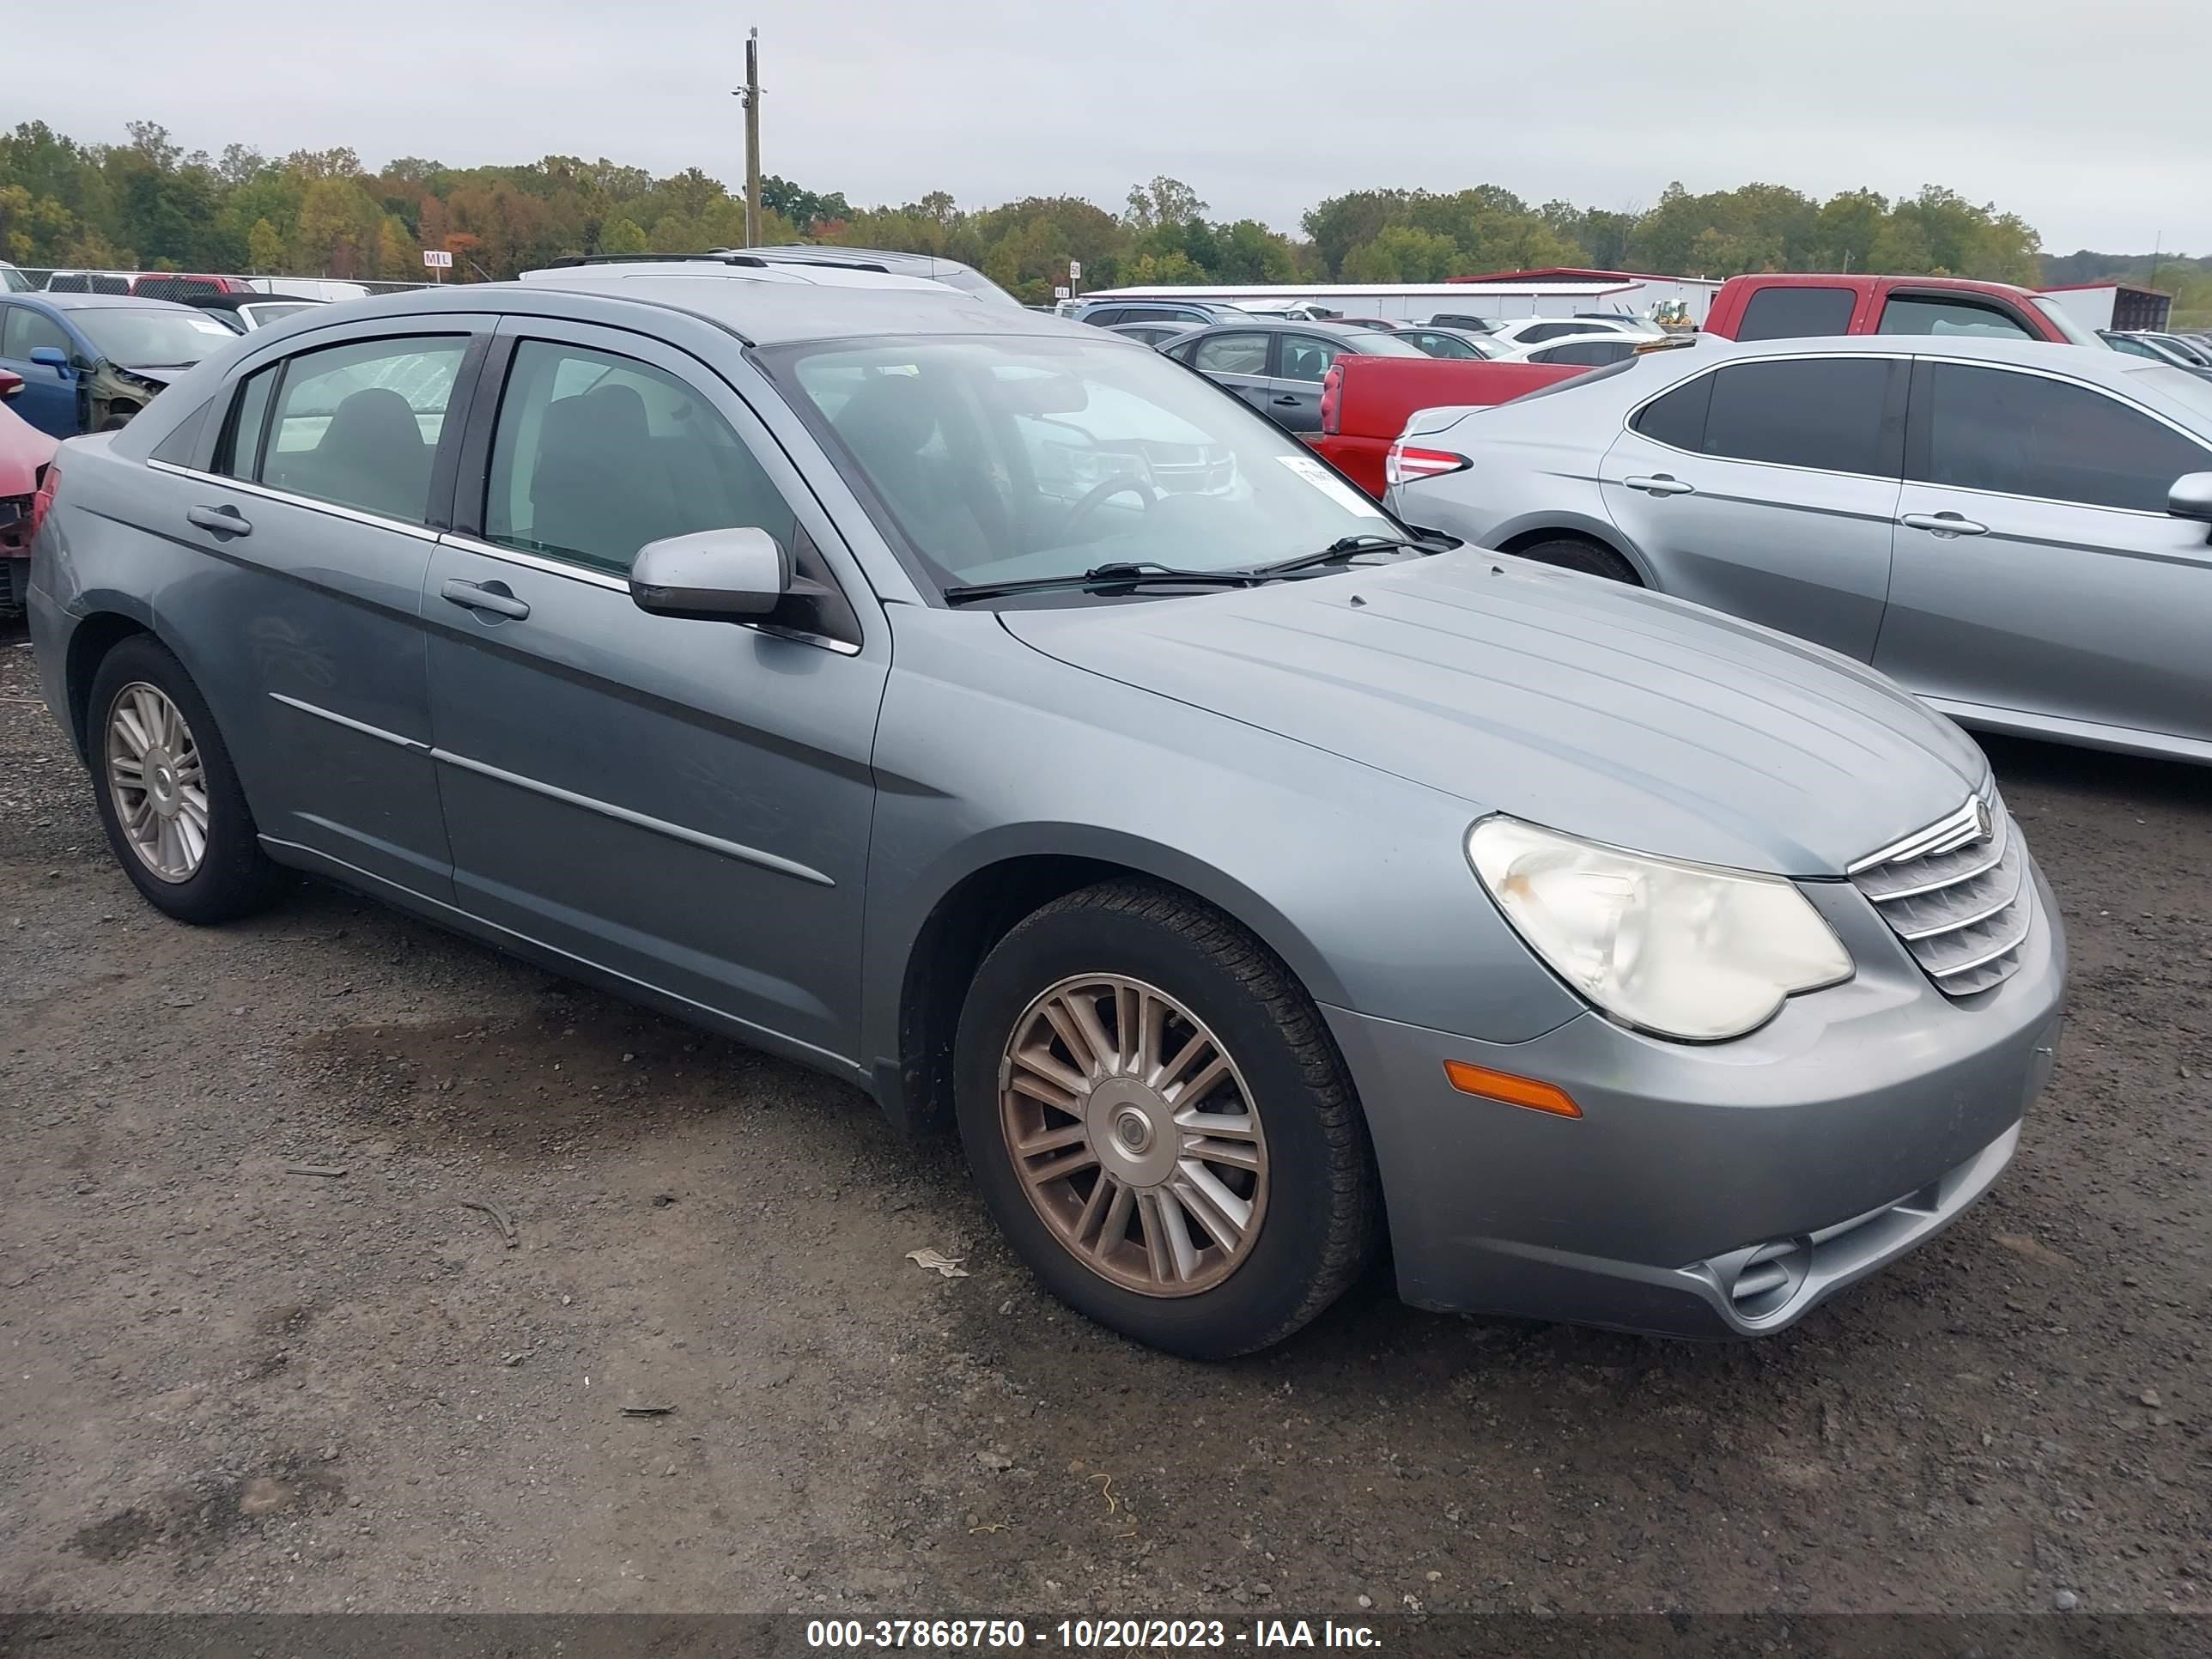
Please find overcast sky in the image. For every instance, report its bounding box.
[24,0,2207,257]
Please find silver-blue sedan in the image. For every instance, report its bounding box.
[28,273,2065,1357]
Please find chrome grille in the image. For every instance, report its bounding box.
[1850,793,2030,996]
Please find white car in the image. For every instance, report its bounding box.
[1490,329,1654,368]
[1482,314,1665,351]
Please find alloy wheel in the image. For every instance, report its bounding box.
[105,682,210,884]
[999,973,1268,1297]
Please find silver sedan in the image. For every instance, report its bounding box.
[31,283,2063,1357]
[1386,334,2212,765]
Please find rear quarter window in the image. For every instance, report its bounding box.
[1735,286,1857,341]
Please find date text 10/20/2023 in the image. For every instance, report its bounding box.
[804,1619,1383,1649]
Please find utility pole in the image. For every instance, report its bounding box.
[733,27,762,248]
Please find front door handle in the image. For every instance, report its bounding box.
[1623,474,1695,496]
[1273,395,1301,406]
[440,578,531,620]
[1899,511,1989,538]
[186,503,251,537]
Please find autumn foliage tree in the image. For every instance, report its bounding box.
[4,117,2195,322]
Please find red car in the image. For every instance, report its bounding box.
[1703,272,2100,346]
[0,370,61,616]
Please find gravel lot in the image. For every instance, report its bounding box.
[2,617,2206,1619]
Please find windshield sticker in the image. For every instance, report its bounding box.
[1276,453,1386,518]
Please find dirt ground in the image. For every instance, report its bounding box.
[2,617,2207,1620]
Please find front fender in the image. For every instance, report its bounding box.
[858,611,1586,1104]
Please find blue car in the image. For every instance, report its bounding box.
[0,291,236,436]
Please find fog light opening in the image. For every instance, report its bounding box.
[1729,1238,1813,1320]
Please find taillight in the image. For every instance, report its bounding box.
[1319,362,1342,434]
[30,460,59,539]
[1384,443,1469,489]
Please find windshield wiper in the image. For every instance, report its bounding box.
[942,562,1267,605]
[1244,533,1448,579]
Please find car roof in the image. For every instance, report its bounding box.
[22,291,195,311]
[1166,318,1389,337]
[1581,331,2212,409]
[278,274,1093,349]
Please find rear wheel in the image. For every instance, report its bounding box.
[88,635,285,923]
[956,880,1380,1358]
[1510,537,1641,584]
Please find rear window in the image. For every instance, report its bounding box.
[1530,340,1638,366]
[1735,286,1856,341]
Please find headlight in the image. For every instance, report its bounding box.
[1468,817,1852,1042]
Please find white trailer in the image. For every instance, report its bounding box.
[1075,270,1720,326]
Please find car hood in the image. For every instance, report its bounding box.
[999,552,1989,877]
[110,364,185,386]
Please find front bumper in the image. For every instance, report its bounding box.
[1327,863,2066,1338]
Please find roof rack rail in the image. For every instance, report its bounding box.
[546,252,769,269]
[714,247,893,276]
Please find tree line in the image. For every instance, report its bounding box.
[1,119,2200,324]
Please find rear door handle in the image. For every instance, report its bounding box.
[1623,475,1695,496]
[1273,395,1300,406]
[186,503,251,537]
[1899,511,1989,537]
[440,578,532,620]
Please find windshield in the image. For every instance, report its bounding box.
[71,306,235,368]
[764,333,1395,596]
[0,264,32,294]
[2029,295,2106,349]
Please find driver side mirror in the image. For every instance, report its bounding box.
[629,526,790,622]
[2169,471,2212,526]
[28,346,73,375]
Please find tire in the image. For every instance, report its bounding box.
[955,879,1380,1358]
[1510,537,1641,584]
[99,404,140,433]
[88,634,286,924]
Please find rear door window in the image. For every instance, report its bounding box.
[1699,357,1901,477]
[258,335,469,522]
[1911,362,2211,511]
[1735,286,1856,341]
[1878,297,2032,339]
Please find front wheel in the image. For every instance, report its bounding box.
[955,881,1380,1358]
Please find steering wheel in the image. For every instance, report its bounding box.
[1066,474,1155,538]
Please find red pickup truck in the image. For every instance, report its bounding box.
[1703,273,2099,346]
[1314,356,1584,496]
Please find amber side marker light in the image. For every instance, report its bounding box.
[1443,1060,1583,1118]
